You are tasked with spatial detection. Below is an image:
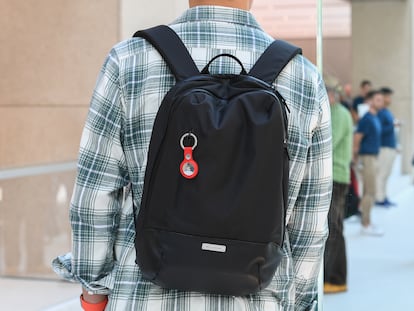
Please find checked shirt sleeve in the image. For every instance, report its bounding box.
[69,48,129,294]
[288,75,332,310]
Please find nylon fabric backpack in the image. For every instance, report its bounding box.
[132,25,301,296]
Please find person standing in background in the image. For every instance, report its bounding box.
[376,87,399,207]
[324,84,353,294]
[353,90,384,236]
[340,83,353,111]
[352,80,372,123]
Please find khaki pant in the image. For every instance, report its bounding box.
[376,147,397,202]
[359,155,378,226]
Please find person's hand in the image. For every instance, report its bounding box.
[352,153,358,165]
[80,288,108,311]
[394,119,402,127]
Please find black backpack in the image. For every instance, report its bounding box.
[133,25,301,296]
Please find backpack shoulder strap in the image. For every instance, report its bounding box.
[133,25,200,81]
[249,40,302,84]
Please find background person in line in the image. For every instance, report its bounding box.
[339,83,353,111]
[52,0,332,310]
[351,80,372,123]
[324,83,353,294]
[375,87,400,207]
[353,90,384,236]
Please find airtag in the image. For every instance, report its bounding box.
[179,133,199,179]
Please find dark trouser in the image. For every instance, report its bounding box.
[324,182,348,285]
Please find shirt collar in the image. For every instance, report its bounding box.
[172,5,262,30]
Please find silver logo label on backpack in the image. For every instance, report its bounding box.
[201,243,227,253]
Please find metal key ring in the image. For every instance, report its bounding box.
[180,133,198,150]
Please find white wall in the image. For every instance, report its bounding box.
[352,0,413,173]
[121,0,188,40]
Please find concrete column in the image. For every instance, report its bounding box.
[351,0,413,174]
[412,0,414,175]
[121,0,188,40]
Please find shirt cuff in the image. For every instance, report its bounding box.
[52,253,112,295]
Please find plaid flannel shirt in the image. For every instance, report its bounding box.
[53,6,332,311]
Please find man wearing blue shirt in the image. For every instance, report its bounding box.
[353,90,384,236]
[376,87,399,207]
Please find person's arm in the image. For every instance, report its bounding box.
[70,48,128,303]
[379,111,394,135]
[352,115,368,163]
[334,108,353,165]
[351,98,360,124]
[82,288,107,303]
[345,110,354,165]
[350,108,359,124]
[81,288,108,310]
[288,75,332,310]
[353,132,363,163]
[331,108,342,152]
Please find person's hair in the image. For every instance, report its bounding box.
[380,87,393,95]
[360,80,372,88]
[325,86,340,102]
[325,85,339,94]
[365,89,381,100]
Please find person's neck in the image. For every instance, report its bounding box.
[189,0,251,11]
[369,107,378,115]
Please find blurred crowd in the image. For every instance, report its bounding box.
[323,78,400,294]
